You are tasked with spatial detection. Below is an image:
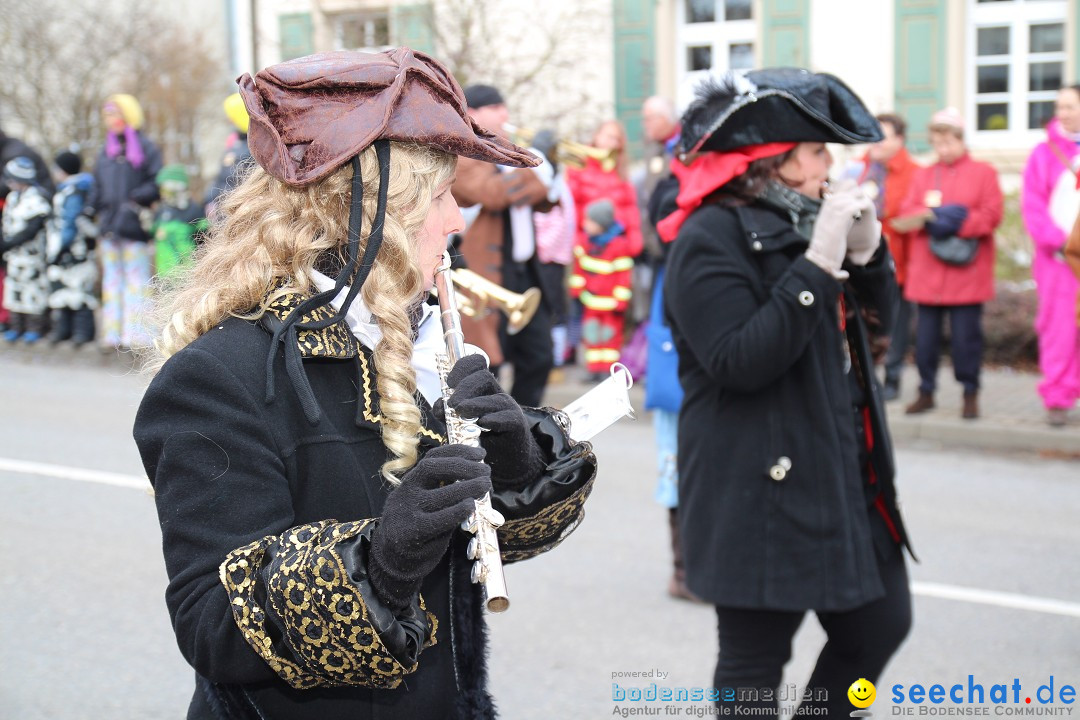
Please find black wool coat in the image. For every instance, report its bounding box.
[664,202,911,613]
[133,294,597,720]
[90,133,162,242]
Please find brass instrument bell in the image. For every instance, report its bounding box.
[505,124,618,173]
[432,267,542,335]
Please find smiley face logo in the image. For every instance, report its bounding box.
[848,678,876,709]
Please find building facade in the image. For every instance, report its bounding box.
[625,0,1077,171]
[232,0,1078,171]
[228,0,615,142]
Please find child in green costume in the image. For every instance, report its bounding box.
[152,164,207,276]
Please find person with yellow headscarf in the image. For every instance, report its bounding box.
[203,92,253,218]
[93,92,162,350]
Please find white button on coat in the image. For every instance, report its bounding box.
[769,456,792,481]
[798,291,815,306]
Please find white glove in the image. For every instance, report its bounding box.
[806,188,863,280]
[844,188,881,266]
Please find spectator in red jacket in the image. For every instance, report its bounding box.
[566,120,643,365]
[568,199,635,378]
[892,108,1003,420]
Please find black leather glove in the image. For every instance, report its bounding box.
[438,353,546,488]
[368,444,492,611]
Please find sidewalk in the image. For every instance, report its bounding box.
[542,362,1080,456]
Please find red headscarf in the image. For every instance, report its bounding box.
[656,142,797,242]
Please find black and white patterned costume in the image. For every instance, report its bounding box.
[2,183,51,317]
[46,173,99,311]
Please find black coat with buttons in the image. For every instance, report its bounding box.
[133,294,597,720]
[664,201,910,612]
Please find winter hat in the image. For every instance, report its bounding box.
[3,156,38,183]
[156,164,190,187]
[585,199,616,232]
[531,128,558,165]
[224,92,250,134]
[464,84,505,110]
[678,68,883,156]
[929,107,965,133]
[104,94,145,130]
[54,151,82,176]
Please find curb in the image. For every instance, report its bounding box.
[886,413,1080,455]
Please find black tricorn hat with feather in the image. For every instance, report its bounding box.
[678,67,883,156]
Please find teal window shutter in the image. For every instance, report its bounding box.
[894,0,946,153]
[394,4,434,55]
[613,0,656,160]
[279,13,314,61]
[762,0,809,67]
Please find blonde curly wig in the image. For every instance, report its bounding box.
[146,141,457,484]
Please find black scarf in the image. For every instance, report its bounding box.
[755,179,822,241]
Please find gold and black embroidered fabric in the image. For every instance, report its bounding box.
[493,407,599,562]
[356,346,446,445]
[498,472,596,562]
[220,519,437,690]
[262,289,447,444]
[265,292,356,359]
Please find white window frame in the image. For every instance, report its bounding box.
[675,0,757,112]
[330,10,392,52]
[966,0,1067,150]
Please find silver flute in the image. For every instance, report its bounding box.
[433,251,510,613]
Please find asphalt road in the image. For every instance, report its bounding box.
[1,348,1077,719]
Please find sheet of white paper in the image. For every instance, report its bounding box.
[562,363,636,442]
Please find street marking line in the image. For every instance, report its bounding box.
[0,457,150,491]
[913,581,1080,619]
[3,457,1080,619]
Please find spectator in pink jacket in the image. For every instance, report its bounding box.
[1021,84,1080,428]
[894,108,1003,421]
[531,129,577,369]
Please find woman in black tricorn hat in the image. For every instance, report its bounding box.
[661,69,914,715]
[133,47,597,719]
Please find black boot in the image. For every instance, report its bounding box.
[71,306,96,346]
[50,308,74,344]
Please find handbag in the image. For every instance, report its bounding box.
[643,267,683,413]
[928,235,978,266]
[924,167,978,266]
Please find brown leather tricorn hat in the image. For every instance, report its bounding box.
[237,47,538,187]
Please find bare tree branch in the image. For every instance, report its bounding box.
[0,0,224,171]
[426,0,610,143]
